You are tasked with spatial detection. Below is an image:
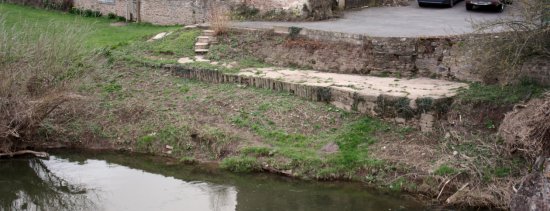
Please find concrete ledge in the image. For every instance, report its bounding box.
[166,64,466,127]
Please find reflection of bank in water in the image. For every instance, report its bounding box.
[0,158,94,210]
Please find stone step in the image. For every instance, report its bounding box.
[194,42,209,50]
[194,49,209,54]
[202,30,215,36]
[197,36,211,43]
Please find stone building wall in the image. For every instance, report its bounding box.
[72,0,217,25]
[72,0,331,25]
[73,0,128,18]
[139,0,209,25]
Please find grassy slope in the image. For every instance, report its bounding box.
[5,3,545,208]
[0,3,179,49]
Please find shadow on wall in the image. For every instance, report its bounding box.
[3,0,74,10]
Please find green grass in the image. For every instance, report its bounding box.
[226,113,389,177]
[332,118,385,169]
[0,3,179,49]
[457,81,548,105]
[241,146,272,156]
[151,30,200,57]
[220,156,261,173]
[434,164,458,176]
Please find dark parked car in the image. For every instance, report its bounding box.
[465,0,506,12]
[418,0,463,7]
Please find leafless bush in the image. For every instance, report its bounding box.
[208,3,230,35]
[0,17,90,153]
[2,0,74,11]
[499,92,550,161]
[468,0,549,84]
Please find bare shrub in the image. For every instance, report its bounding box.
[0,17,91,153]
[499,92,550,161]
[208,2,230,35]
[2,0,74,11]
[468,0,549,84]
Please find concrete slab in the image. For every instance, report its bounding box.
[148,32,172,42]
[238,67,467,100]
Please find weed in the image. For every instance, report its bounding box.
[434,164,458,176]
[396,97,414,119]
[150,30,200,57]
[178,84,190,94]
[241,146,272,156]
[484,119,496,129]
[288,26,302,40]
[107,12,117,19]
[231,4,260,20]
[137,133,156,151]
[416,97,433,113]
[457,82,547,105]
[102,81,123,93]
[179,156,197,164]
[220,156,261,173]
[207,44,230,61]
[389,177,406,191]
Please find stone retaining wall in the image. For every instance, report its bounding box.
[222,27,549,85]
[167,65,453,131]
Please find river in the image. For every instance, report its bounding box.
[0,151,425,211]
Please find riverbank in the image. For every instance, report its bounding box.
[1,3,547,209]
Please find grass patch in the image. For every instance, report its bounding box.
[332,118,385,169]
[434,164,458,176]
[220,156,261,173]
[0,3,178,49]
[241,146,272,156]
[457,81,548,105]
[150,30,200,57]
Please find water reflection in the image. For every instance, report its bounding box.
[0,152,424,211]
[0,159,94,210]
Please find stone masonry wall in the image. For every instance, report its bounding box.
[73,0,231,25]
[139,0,212,25]
[218,27,549,85]
[72,0,333,25]
[73,0,128,18]
[232,0,308,12]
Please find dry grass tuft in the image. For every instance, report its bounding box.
[0,16,92,153]
[499,92,550,161]
[208,2,230,36]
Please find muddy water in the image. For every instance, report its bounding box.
[0,151,425,211]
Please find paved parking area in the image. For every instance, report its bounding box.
[233,1,513,37]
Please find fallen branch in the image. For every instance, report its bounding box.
[0,150,49,158]
[446,183,470,204]
[437,172,462,200]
